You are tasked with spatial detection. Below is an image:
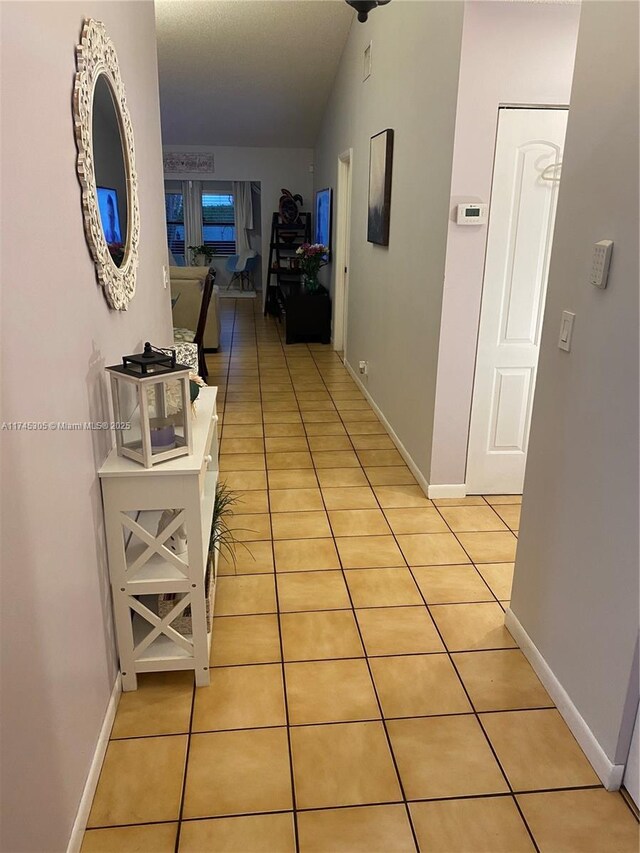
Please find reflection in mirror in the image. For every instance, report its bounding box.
[92,74,128,267]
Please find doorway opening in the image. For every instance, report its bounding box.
[332,149,352,358]
[466,106,568,494]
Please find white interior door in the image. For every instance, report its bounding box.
[466,108,568,494]
[332,150,352,357]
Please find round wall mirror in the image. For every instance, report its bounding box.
[73,19,140,310]
[92,75,128,268]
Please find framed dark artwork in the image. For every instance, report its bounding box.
[367,128,394,245]
[314,187,333,254]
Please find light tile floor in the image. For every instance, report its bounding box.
[83,299,638,852]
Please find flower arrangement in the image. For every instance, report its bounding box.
[295,243,329,292]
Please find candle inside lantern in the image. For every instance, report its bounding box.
[150,418,176,452]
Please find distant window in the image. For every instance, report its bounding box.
[165,192,184,264]
[202,192,236,255]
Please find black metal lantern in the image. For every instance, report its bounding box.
[120,341,179,375]
[346,0,392,23]
[106,343,193,467]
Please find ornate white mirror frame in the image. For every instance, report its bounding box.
[73,18,140,310]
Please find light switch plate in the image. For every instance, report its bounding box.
[163,265,169,289]
[558,310,575,352]
[590,240,613,289]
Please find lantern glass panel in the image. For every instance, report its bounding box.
[146,377,188,456]
[114,378,138,430]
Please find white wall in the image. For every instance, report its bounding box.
[0,3,171,850]
[430,0,580,488]
[511,0,639,767]
[164,145,314,300]
[314,0,464,477]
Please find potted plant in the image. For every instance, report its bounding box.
[295,242,329,293]
[209,480,240,570]
[157,481,241,634]
[188,244,216,266]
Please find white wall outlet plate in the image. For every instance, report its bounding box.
[359,360,368,375]
[163,265,170,289]
[590,239,613,289]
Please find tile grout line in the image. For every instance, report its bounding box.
[175,295,240,848]
[213,601,511,617]
[302,346,423,852]
[174,675,197,851]
[87,781,612,833]
[420,498,542,849]
[377,504,540,846]
[106,704,556,741]
[269,326,412,842]
[255,302,301,853]
[307,346,541,853]
[206,645,546,669]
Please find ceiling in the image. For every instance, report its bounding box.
[155,0,355,148]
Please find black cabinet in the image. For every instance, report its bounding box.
[278,283,331,345]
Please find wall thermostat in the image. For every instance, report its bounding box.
[456,203,488,225]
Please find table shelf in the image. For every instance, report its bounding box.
[99,387,219,691]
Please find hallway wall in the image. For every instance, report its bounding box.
[429,0,580,489]
[313,0,464,480]
[511,0,639,769]
[0,2,171,850]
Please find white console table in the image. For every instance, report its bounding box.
[99,386,219,691]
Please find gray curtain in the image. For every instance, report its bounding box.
[232,180,253,256]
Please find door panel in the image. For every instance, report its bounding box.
[490,368,533,451]
[467,108,568,494]
[502,143,562,345]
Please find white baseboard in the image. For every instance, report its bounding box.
[505,609,624,790]
[67,673,122,853]
[344,360,431,497]
[427,483,467,499]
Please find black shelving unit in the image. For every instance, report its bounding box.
[264,212,311,317]
[265,211,331,344]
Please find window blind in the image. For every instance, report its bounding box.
[202,192,236,255]
[165,192,185,264]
